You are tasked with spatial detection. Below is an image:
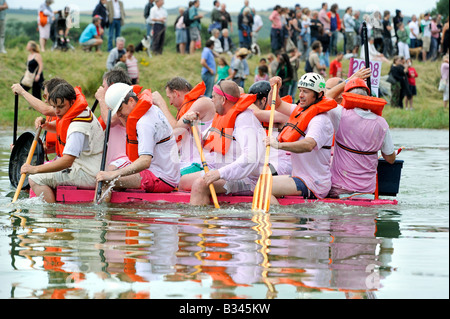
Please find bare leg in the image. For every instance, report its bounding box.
[190,176,227,206]
[271,175,303,205]
[179,171,203,191]
[29,179,55,203]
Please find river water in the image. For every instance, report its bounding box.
[0,129,448,300]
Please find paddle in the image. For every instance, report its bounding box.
[183,118,220,209]
[13,94,19,145]
[91,99,99,113]
[95,109,112,204]
[362,21,372,94]
[252,84,278,213]
[11,119,45,203]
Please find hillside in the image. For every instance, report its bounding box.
[0,45,448,131]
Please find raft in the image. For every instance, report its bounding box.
[29,159,404,207]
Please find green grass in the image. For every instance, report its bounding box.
[0,40,448,131]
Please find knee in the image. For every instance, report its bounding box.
[191,176,207,194]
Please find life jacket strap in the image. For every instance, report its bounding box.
[335,140,377,155]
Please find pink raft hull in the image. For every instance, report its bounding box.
[49,186,397,207]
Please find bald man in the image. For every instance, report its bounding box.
[188,80,265,206]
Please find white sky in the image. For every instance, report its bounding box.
[10,0,438,17]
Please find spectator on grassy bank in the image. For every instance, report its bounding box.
[38,0,56,52]
[93,0,109,30]
[150,0,168,55]
[0,0,8,54]
[106,0,125,51]
[189,0,203,54]
[79,16,103,52]
[106,37,125,70]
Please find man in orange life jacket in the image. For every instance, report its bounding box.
[189,80,266,206]
[265,73,336,201]
[20,82,105,203]
[11,77,67,154]
[327,78,396,198]
[151,77,216,189]
[247,80,292,176]
[95,68,138,169]
[96,83,180,198]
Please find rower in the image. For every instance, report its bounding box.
[327,78,396,198]
[21,82,105,203]
[151,77,216,190]
[189,80,266,206]
[265,73,336,201]
[96,83,180,200]
[247,80,292,176]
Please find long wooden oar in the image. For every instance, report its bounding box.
[13,94,19,145]
[252,84,277,213]
[12,119,45,203]
[184,119,220,209]
[95,109,112,204]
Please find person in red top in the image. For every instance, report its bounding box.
[406,58,418,110]
[329,52,343,78]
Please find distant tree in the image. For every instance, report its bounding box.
[432,0,449,20]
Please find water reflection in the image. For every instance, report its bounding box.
[6,205,400,299]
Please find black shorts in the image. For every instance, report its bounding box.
[409,84,417,96]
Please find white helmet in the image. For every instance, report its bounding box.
[105,83,134,116]
[297,73,326,94]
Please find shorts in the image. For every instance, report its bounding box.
[81,38,99,46]
[39,24,51,39]
[408,84,417,96]
[291,176,317,199]
[180,163,203,176]
[223,177,254,195]
[176,28,187,44]
[422,36,431,51]
[139,169,175,193]
[189,27,201,42]
[30,167,96,189]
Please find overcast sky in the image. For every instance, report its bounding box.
[10,0,437,17]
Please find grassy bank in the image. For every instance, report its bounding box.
[0,46,448,131]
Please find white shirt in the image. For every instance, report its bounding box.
[137,105,180,187]
[113,0,121,19]
[63,132,90,157]
[253,14,263,32]
[149,5,168,25]
[421,19,431,37]
[408,20,419,39]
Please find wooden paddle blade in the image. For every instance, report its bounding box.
[252,165,273,213]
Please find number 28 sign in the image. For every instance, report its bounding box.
[348,58,382,88]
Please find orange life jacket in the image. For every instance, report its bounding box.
[45,115,57,154]
[176,82,206,120]
[203,94,257,155]
[98,85,143,130]
[126,89,153,162]
[262,95,293,134]
[278,97,337,143]
[55,87,91,157]
[341,92,386,116]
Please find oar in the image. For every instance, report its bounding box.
[11,119,45,203]
[252,84,277,213]
[91,99,99,113]
[362,21,372,94]
[183,118,220,209]
[13,94,19,145]
[95,109,112,204]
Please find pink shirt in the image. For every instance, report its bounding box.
[269,10,282,29]
[330,107,391,193]
[106,123,128,166]
[289,105,334,199]
[319,9,330,31]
